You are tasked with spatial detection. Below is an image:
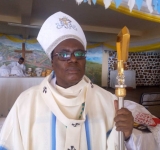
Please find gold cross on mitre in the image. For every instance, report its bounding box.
[14,42,33,60]
[60,17,71,26]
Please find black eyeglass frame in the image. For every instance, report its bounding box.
[52,50,87,61]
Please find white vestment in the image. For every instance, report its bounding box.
[8,62,26,72]
[0,65,10,77]
[16,62,26,73]
[7,62,26,76]
[0,74,133,150]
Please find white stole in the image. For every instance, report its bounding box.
[40,75,92,150]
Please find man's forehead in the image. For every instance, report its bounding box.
[54,39,85,51]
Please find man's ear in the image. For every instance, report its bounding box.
[51,59,54,70]
[51,60,53,68]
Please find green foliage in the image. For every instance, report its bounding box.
[85,61,102,86]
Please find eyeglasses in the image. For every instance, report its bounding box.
[53,50,87,61]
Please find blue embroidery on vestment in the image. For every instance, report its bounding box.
[51,113,56,150]
[0,146,7,150]
[85,115,91,150]
[51,71,55,79]
[107,129,112,138]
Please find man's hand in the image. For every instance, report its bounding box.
[114,100,134,140]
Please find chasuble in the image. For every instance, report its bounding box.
[0,74,131,150]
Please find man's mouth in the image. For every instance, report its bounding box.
[66,67,80,73]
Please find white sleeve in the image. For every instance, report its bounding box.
[0,103,24,150]
[125,135,136,150]
[125,129,160,150]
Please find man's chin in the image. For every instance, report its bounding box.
[67,76,82,85]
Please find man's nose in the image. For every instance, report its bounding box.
[68,53,77,62]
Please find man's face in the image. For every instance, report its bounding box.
[52,39,86,88]
[18,59,24,64]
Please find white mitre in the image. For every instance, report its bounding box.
[37,11,87,60]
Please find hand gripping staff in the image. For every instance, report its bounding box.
[115,26,130,150]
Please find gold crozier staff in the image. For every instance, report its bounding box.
[115,26,130,150]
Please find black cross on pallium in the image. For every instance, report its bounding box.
[68,146,76,150]
[90,82,94,88]
[72,123,80,127]
[43,87,47,93]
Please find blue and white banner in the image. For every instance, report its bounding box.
[115,0,122,8]
[135,0,143,10]
[76,0,159,14]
